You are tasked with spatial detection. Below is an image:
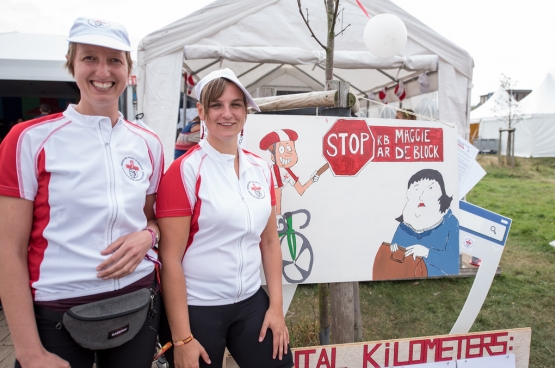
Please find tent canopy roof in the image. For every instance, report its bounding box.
[0,32,73,82]
[139,0,473,95]
[0,32,67,62]
[137,0,474,168]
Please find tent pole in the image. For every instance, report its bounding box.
[237,63,264,78]
[245,64,284,90]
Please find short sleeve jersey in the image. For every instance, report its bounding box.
[0,106,164,301]
[156,139,276,306]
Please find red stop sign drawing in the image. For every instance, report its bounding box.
[322,119,375,176]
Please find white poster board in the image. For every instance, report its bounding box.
[458,354,516,368]
[451,201,512,334]
[225,328,530,368]
[246,115,459,284]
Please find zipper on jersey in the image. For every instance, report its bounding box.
[98,121,120,290]
[234,164,251,302]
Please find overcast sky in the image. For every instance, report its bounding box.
[1,0,553,105]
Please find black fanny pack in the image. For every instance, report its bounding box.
[36,287,155,350]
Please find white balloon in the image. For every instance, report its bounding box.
[363,14,407,58]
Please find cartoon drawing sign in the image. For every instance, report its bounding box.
[247,115,459,284]
[259,129,323,282]
[373,169,459,280]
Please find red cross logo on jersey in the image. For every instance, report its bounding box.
[126,160,139,171]
[247,181,265,199]
[122,157,143,180]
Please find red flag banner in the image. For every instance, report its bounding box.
[356,0,370,18]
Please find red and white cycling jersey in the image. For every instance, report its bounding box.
[156,139,276,306]
[0,106,164,301]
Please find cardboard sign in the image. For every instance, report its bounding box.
[246,116,459,284]
[290,328,530,368]
[451,201,512,334]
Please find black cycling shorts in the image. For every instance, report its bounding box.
[159,287,293,368]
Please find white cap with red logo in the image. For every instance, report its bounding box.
[67,17,131,52]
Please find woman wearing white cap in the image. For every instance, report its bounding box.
[0,17,163,367]
[156,68,293,368]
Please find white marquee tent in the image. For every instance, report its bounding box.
[137,0,474,166]
[0,32,138,118]
[470,86,516,147]
[470,86,515,124]
[0,32,71,82]
[475,74,555,157]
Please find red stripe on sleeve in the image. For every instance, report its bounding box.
[156,157,193,218]
[0,125,27,198]
[28,149,51,299]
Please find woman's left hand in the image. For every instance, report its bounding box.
[96,230,152,279]
[259,305,289,360]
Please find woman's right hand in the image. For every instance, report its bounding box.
[17,349,70,368]
[174,339,211,368]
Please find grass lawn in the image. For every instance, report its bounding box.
[285,156,555,368]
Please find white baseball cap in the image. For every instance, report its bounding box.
[195,68,260,112]
[67,17,131,52]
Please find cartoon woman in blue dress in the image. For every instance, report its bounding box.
[390,169,459,276]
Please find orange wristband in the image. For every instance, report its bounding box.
[153,341,173,360]
[173,335,194,347]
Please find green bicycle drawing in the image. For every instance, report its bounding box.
[278,209,314,283]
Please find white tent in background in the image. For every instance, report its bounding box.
[520,74,555,115]
[470,86,515,123]
[0,32,138,119]
[0,32,71,82]
[475,74,555,157]
[512,73,555,157]
[471,86,517,144]
[136,0,474,166]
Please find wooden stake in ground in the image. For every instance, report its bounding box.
[323,80,359,344]
[330,282,354,343]
[297,0,359,344]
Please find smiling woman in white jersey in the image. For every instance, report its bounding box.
[156,68,293,368]
[0,17,164,368]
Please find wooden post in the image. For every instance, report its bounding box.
[318,283,330,345]
[498,128,516,167]
[325,79,360,344]
[509,128,515,167]
[317,79,345,347]
[353,282,363,342]
[252,90,359,113]
[326,80,348,107]
[330,282,354,343]
[498,129,502,164]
